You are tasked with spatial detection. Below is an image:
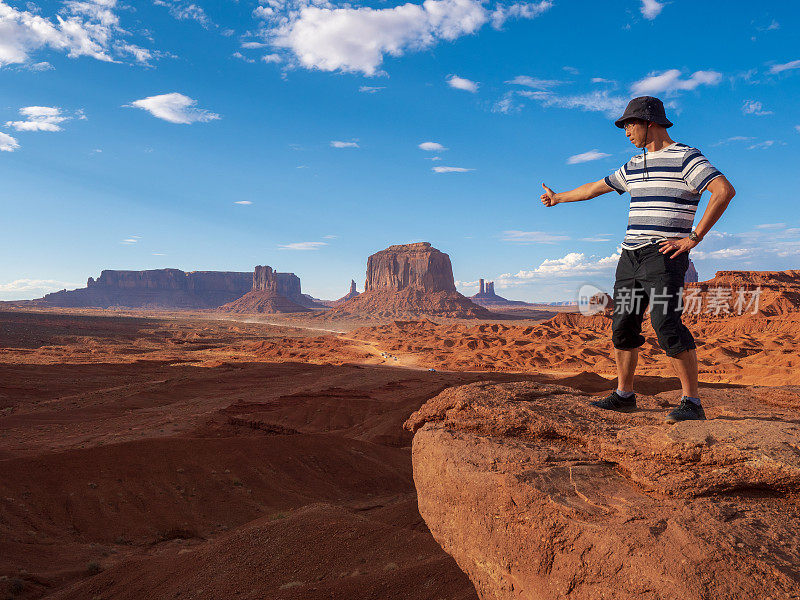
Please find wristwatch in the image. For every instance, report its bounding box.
[689,230,701,242]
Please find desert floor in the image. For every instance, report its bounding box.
[0,307,793,598]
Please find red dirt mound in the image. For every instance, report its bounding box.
[220,290,311,313]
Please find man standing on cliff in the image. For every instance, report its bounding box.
[540,96,736,423]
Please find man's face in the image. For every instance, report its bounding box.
[623,119,648,148]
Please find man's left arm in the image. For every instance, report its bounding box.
[659,175,736,257]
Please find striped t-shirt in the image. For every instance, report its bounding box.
[604,142,723,250]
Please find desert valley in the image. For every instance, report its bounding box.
[1,241,799,599]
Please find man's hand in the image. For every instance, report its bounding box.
[540,183,558,207]
[658,236,699,258]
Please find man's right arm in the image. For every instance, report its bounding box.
[540,179,615,207]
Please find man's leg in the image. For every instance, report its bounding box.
[667,348,699,398]
[615,347,639,393]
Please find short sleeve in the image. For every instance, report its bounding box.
[604,165,628,195]
[682,148,723,193]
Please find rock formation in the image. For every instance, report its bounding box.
[38,269,252,309]
[684,269,800,318]
[329,280,360,306]
[470,279,532,308]
[405,381,800,599]
[685,258,698,283]
[364,243,456,293]
[332,243,492,318]
[220,265,323,314]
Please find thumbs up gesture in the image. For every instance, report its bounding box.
[540,183,559,207]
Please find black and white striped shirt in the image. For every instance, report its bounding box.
[604,142,723,250]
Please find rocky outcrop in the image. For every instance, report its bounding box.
[220,265,323,314]
[365,243,456,293]
[685,269,800,318]
[405,381,800,600]
[333,243,491,318]
[39,269,252,309]
[330,280,360,306]
[470,279,532,308]
[685,258,698,283]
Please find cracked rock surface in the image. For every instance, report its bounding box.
[405,381,800,600]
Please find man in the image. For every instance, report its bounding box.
[540,96,735,423]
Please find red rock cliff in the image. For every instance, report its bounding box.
[41,269,252,308]
[365,242,457,293]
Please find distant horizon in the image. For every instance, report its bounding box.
[2,0,798,302]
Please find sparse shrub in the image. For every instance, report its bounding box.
[87,561,102,575]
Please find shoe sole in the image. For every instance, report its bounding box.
[590,404,637,413]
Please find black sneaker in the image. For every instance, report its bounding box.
[589,391,637,413]
[665,397,706,424]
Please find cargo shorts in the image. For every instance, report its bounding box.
[611,241,696,357]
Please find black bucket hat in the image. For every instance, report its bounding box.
[614,96,673,128]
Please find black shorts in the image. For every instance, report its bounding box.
[611,242,696,357]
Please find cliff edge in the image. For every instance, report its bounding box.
[405,381,800,599]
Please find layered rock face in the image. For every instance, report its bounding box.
[220,265,322,313]
[40,269,252,309]
[364,243,456,293]
[406,381,800,600]
[334,243,491,318]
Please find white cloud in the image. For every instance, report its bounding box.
[359,85,384,93]
[747,140,775,150]
[741,99,772,116]
[755,223,786,229]
[153,1,214,28]
[591,77,614,84]
[567,149,610,164]
[330,140,358,148]
[418,141,446,151]
[232,51,255,63]
[426,156,442,161]
[500,230,570,243]
[630,69,722,95]
[713,135,755,146]
[521,89,627,116]
[505,75,562,89]
[0,131,20,151]
[0,278,80,295]
[278,241,328,250]
[0,0,155,67]
[690,247,752,260]
[128,93,220,124]
[496,250,620,285]
[490,0,551,29]
[432,165,473,173]
[447,74,478,92]
[769,59,800,74]
[270,0,487,76]
[640,0,663,20]
[795,125,800,134]
[234,200,253,205]
[5,106,70,131]
[262,53,281,63]
[241,41,267,49]
[121,237,139,244]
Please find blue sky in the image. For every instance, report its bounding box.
[1,0,798,302]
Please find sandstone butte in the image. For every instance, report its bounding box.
[405,380,800,600]
[220,265,323,314]
[36,269,252,309]
[332,242,492,318]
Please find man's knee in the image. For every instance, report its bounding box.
[652,311,696,356]
[611,314,646,349]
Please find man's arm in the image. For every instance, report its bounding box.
[658,175,736,257]
[693,175,736,239]
[540,180,615,207]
